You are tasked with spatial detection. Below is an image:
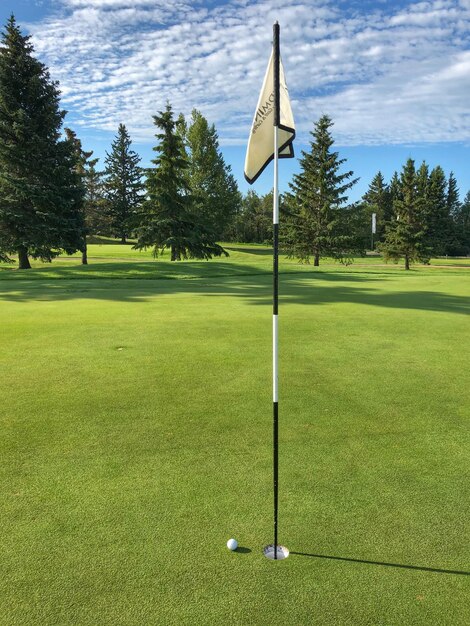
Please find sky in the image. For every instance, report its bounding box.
[1,0,469,201]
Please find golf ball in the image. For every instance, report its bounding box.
[227,538,238,551]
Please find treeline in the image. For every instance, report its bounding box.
[1,18,469,271]
[0,18,239,268]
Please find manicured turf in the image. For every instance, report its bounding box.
[1,245,469,625]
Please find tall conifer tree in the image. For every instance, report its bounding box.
[0,16,84,268]
[379,159,429,269]
[451,190,470,254]
[135,103,227,261]
[362,171,392,245]
[184,109,240,239]
[64,128,92,264]
[104,124,143,243]
[426,166,452,256]
[284,115,359,265]
[84,159,111,238]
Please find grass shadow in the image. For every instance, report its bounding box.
[0,261,468,316]
[290,551,470,576]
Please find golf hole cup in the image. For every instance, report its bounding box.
[227,538,238,551]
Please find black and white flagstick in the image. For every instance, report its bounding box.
[273,20,280,561]
[263,21,288,562]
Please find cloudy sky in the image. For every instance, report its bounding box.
[2,0,469,198]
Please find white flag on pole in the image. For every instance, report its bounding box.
[244,50,295,184]
[372,212,377,234]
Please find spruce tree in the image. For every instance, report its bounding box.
[64,128,92,264]
[84,159,111,238]
[447,172,460,217]
[0,16,84,268]
[185,109,240,239]
[361,171,392,247]
[284,115,359,265]
[389,171,402,207]
[451,190,470,255]
[425,166,452,256]
[379,159,429,269]
[104,123,143,244]
[135,102,227,261]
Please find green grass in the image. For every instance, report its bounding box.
[0,245,469,625]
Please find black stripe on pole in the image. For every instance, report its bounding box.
[273,224,279,314]
[273,22,280,127]
[273,400,279,559]
[273,21,280,561]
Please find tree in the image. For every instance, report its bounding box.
[0,16,84,269]
[64,128,92,264]
[184,109,241,240]
[135,102,227,261]
[227,190,273,243]
[450,190,470,255]
[84,159,112,238]
[379,158,429,269]
[284,115,359,265]
[361,171,392,247]
[104,123,143,244]
[425,166,453,257]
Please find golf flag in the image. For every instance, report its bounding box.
[244,50,295,184]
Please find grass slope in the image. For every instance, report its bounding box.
[1,245,469,625]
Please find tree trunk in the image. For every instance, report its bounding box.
[82,244,88,265]
[121,236,127,244]
[405,255,410,270]
[17,245,31,270]
[314,252,320,266]
[171,245,177,261]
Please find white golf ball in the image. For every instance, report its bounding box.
[227,538,238,551]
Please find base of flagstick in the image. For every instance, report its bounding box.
[263,545,289,560]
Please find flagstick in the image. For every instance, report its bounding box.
[272,20,280,561]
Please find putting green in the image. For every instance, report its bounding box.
[1,246,469,625]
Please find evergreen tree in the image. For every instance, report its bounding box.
[284,115,359,265]
[361,171,392,247]
[0,16,84,268]
[135,102,227,261]
[104,123,143,243]
[447,172,460,217]
[229,190,273,243]
[379,158,429,269]
[425,166,452,256]
[184,109,241,239]
[450,190,470,255]
[64,128,92,264]
[84,159,112,238]
[388,171,402,209]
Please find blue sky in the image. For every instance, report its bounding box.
[1,0,469,201]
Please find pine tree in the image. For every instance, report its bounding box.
[0,16,84,268]
[284,115,359,265]
[379,159,429,269]
[389,171,402,208]
[451,190,470,255]
[230,190,273,243]
[84,159,112,238]
[184,109,240,239]
[135,102,227,261]
[104,123,143,244]
[361,171,392,247]
[64,128,92,264]
[425,166,452,256]
[447,172,460,217]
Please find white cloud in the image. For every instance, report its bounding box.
[26,0,470,146]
